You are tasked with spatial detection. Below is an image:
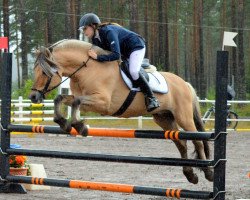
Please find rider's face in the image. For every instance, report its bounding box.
[82,26,94,39]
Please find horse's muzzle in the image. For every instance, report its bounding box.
[29,91,44,103]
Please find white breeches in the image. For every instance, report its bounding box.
[128,47,146,80]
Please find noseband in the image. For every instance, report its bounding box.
[32,55,91,99]
[31,71,61,99]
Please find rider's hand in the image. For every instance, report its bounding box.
[88,50,98,60]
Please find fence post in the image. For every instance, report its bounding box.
[213,51,228,200]
[138,116,142,129]
[0,53,26,193]
[18,96,23,124]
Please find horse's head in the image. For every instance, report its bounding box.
[29,46,62,103]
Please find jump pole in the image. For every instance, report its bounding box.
[6,148,213,168]
[8,124,214,140]
[6,175,212,199]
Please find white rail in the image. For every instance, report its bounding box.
[9,117,54,123]
[11,110,54,115]
[10,103,54,108]
[199,100,250,104]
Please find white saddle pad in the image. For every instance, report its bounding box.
[121,71,168,94]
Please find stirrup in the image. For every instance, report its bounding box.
[145,97,160,112]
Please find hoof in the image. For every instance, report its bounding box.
[54,117,72,132]
[71,121,87,136]
[187,174,199,184]
[184,171,199,184]
[204,169,214,182]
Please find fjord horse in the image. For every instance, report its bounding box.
[29,39,213,184]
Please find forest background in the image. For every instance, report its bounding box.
[0,0,249,100]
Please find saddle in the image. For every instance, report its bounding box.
[120,59,168,94]
[113,59,168,116]
[120,60,148,87]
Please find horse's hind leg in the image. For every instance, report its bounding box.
[175,111,214,182]
[153,112,198,184]
[53,95,74,132]
[191,140,213,182]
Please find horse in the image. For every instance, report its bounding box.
[29,39,213,184]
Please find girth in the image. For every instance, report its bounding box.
[112,90,137,116]
[112,61,149,116]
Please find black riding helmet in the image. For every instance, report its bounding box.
[79,13,101,29]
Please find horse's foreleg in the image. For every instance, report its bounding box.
[54,95,74,132]
[70,94,111,136]
[70,98,88,136]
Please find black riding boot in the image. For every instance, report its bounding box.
[135,73,160,112]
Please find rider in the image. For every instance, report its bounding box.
[78,13,160,112]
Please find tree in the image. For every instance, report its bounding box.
[173,0,179,75]
[183,0,191,81]
[157,0,164,68]
[143,0,149,58]
[163,0,169,72]
[191,0,199,90]
[17,0,28,86]
[76,0,82,39]
[231,0,237,87]
[129,0,139,32]
[45,0,53,45]
[65,0,78,39]
[237,0,246,100]
[3,0,9,45]
[198,0,206,99]
[148,1,156,64]
[14,8,21,89]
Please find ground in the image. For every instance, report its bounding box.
[1,130,249,200]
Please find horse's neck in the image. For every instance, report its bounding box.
[53,49,88,76]
[53,47,122,89]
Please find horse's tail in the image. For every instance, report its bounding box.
[186,82,211,160]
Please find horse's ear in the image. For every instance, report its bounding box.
[39,46,46,53]
[39,46,51,58]
[37,46,58,75]
[30,49,39,57]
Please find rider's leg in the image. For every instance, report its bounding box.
[136,72,160,112]
[128,48,145,81]
[129,48,160,112]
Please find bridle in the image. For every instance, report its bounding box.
[31,54,91,99]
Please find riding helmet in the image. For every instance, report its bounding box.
[79,13,101,28]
